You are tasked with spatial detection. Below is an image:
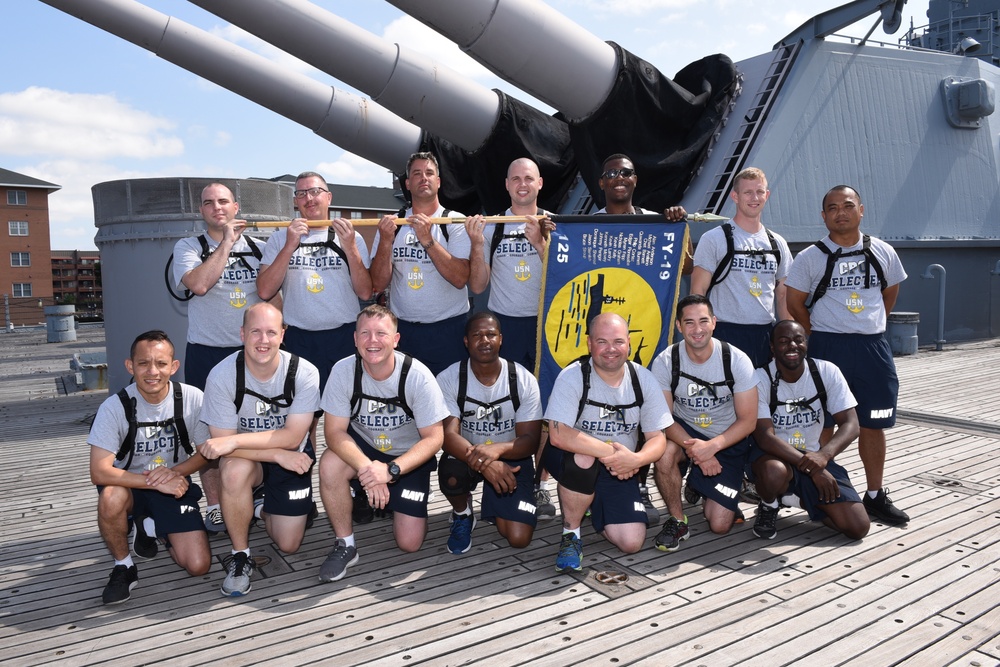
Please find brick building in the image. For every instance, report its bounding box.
[51,249,103,321]
[1,168,58,327]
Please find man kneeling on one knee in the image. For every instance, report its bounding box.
[543,313,672,573]
[749,320,870,541]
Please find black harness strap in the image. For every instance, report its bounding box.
[235,351,299,412]
[766,358,829,416]
[806,234,888,309]
[669,341,734,400]
[706,223,781,297]
[457,359,520,424]
[349,353,414,420]
[113,382,192,469]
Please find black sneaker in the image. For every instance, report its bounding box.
[131,517,158,561]
[639,485,660,526]
[102,564,138,605]
[753,502,779,539]
[534,487,556,521]
[739,478,761,504]
[864,487,910,525]
[654,515,689,552]
[684,482,702,506]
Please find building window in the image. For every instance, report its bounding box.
[350,211,363,219]
[12,283,31,297]
[328,209,342,218]
[8,221,28,236]
[11,252,30,267]
[7,190,27,206]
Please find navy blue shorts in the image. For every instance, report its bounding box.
[713,321,773,369]
[354,436,436,518]
[543,446,646,533]
[747,449,861,521]
[396,314,467,376]
[495,313,539,372]
[104,480,206,535]
[808,332,898,429]
[261,440,315,517]
[675,419,750,512]
[184,342,241,390]
[282,323,356,392]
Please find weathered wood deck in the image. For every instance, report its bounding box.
[1,327,998,666]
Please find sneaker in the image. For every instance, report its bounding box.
[753,502,779,539]
[305,502,319,530]
[864,487,910,525]
[447,512,476,554]
[318,539,359,582]
[684,482,702,506]
[131,517,158,561]
[221,552,255,597]
[654,515,690,552]
[640,486,660,526]
[102,564,138,605]
[204,507,226,534]
[739,479,761,504]
[555,533,583,572]
[535,487,556,520]
[733,507,745,525]
[352,489,374,525]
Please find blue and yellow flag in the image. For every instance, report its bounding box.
[536,216,689,405]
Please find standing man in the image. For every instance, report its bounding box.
[593,153,689,524]
[750,320,869,541]
[650,295,758,552]
[88,331,211,604]
[465,157,555,520]
[785,185,909,526]
[543,313,672,572]
[317,305,449,582]
[256,171,372,392]
[173,182,263,534]
[199,302,321,597]
[690,167,792,367]
[370,152,472,375]
[436,312,544,554]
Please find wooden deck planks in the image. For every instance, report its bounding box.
[1,328,999,666]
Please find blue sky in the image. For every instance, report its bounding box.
[4,0,930,250]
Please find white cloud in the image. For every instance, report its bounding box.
[316,152,395,187]
[0,87,183,160]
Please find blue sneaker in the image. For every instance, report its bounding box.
[555,533,583,572]
[447,512,476,554]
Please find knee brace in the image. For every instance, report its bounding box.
[559,452,600,495]
[438,455,474,497]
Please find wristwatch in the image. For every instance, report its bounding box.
[387,461,401,484]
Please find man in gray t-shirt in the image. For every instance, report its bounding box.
[690,167,791,367]
[317,304,449,583]
[88,331,211,605]
[785,185,909,527]
[370,152,472,375]
[173,182,263,533]
[650,295,758,553]
[544,313,672,572]
[199,302,320,597]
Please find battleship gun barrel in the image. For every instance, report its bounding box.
[38,0,420,170]
[385,0,617,122]
[186,0,500,152]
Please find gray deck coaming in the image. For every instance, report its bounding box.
[1,329,998,666]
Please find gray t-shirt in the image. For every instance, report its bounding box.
[371,206,470,323]
[437,358,543,445]
[201,350,321,452]
[173,234,263,347]
[259,227,370,331]
[482,208,546,318]
[651,339,757,439]
[544,360,672,452]
[694,222,791,325]
[785,235,906,335]
[755,359,857,453]
[321,351,449,456]
[88,382,210,472]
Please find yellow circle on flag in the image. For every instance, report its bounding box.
[544,267,662,367]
